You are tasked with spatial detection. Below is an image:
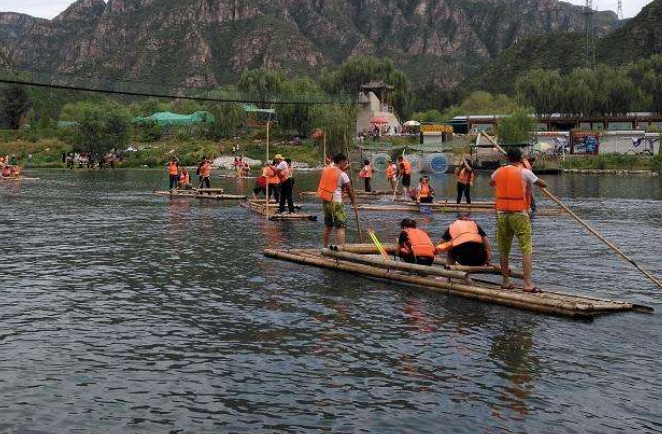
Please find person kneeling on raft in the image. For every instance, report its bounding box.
[397,218,438,266]
[437,213,492,267]
[413,176,435,204]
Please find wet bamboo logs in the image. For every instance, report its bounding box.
[355,204,566,217]
[332,243,397,255]
[321,249,467,279]
[191,188,225,193]
[446,264,524,279]
[264,249,636,318]
[154,191,246,200]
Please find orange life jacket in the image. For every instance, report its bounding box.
[437,219,484,252]
[400,159,412,175]
[457,167,475,184]
[419,183,431,198]
[179,172,190,184]
[199,163,212,177]
[264,166,280,184]
[386,164,396,179]
[493,165,528,212]
[317,165,342,202]
[401,228,437,258]
[168,162,179,176]
[359,165,373,179]
[2,166,11,177]
[10,166,21,176]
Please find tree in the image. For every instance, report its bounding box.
[411,109,445,123]
[237,68,285,104]
[515,69,562,116]
[560,68,595,116]
[0,85,31,129]
[204,103,245,140]
[278,77,324,137]
[496,108,534,145]
[310,104,357,156]
[62,101,131,154]
[128,98,171,117]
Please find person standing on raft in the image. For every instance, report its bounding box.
[274,154,295,214]
[167,158,180,191]
[385,159,398,192]
[318,153,356,247]
[397,155,412,195]
[490,148,546,293]
[517,155,537,213]
[359,159,373,193]
[397,218,438,266]
[455,158,475,204]
[198,157,212,192]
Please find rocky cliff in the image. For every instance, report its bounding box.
[0,0,619,89]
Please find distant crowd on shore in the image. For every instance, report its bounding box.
[62,152,124,169]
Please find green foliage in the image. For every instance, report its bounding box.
[411,109,445,123]
[128,98,171,117]
[204,103,245,140]
[440,91,519,119]
[319,56,412,118]
[238,68,285,101]
[496,108,534,144]
[136,119,163,142]
[61,101,131,154]
[310,103,356,155]
[563,154,660,171]
[277,77,324,137]
[515,69,562,116]
[0,85,31,129]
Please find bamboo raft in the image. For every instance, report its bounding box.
[192,188,225,193]
[264,246,652,319]
[218,174,257,179]
[354,203,567,217]
[241,200,317,221]
[153,190,247,200]
[1,176,40,181]
[300,190,403,197]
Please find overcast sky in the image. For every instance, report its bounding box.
[0,0,654,19]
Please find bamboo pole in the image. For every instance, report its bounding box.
[446,264,524,279]
[264,249,628,318]
[323,130,327,165]
[542,188,662,291]
[481,132,507,155]
[265,120,270,221]
[321,249,467,279]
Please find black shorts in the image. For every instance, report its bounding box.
[449,243,487,266]
[402,255,434,266]
[402,174,411,187]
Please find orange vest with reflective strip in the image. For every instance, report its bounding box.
[493,165,527,212]
[386,164,396,178]
[317,165,342,202]
[264,166,280,184]
[400,159,412,175]
[401,228,437,258]
[359,165,373,178]
[437,220,483,252]
[179,172,190,184]
[419,184,431,198]
[168,162,178,175]
[457,167,475,184]
[200,163,211,177]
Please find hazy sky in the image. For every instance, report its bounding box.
[0,0,654,19]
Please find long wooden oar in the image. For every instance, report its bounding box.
[368,230,390,261]
[348,181,364,243]
[542,188,662,291]
[481,132,507,155]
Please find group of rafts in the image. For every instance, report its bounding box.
[153,161,654,320]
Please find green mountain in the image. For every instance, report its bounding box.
[0,0,619,91]
[466,0,662,96]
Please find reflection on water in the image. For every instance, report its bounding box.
[0,169,661,433]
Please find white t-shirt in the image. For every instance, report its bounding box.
[333,171,351,203]
[276,161,290,179]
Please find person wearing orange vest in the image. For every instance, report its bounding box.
[397,218,438,266]
[178,168,192,190]
[10,165,21,177]
[455,158,475,204]
[1,165,11,178]
[385,159,398,191]
[397,155,412,194]
[318,153,355,247]
[359,159,373,192]
[490,148,547,293]
[273,154,295,214]
[198,157,212,191]
[437,214,492,267]
[517,156,537,213]
[167,158,179,190]
[414,176,435,204]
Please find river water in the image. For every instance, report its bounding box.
[1,169,661,433]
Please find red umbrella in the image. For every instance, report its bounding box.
[370,116,388,124]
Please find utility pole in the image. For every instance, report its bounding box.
[617,0,624,20]
[584,0,595,68]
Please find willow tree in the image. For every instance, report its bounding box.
[310,104,357,156]
[496,108,534,145]
[515,69,562,116]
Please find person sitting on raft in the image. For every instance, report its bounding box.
[413,176,435,204]
[397,218,438,266]
[437,213,492,267]
[178,168,192,190]
[1,165,13,178]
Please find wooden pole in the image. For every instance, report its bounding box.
[481,132,507,156]
[542,187,662,291]
[323,130,327,165]
[265,120,270,220]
